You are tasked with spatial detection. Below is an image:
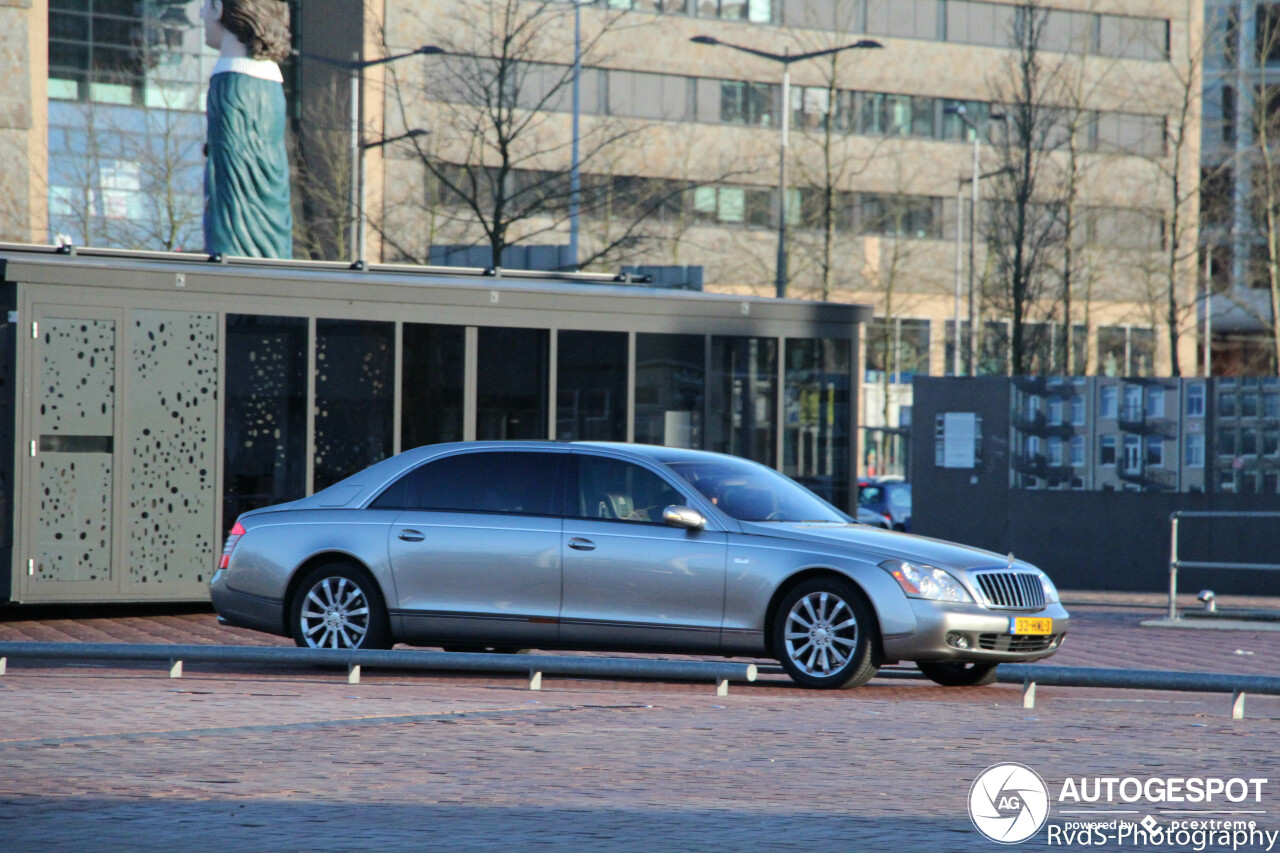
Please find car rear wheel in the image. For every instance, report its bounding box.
[917,660,998,687]
[773,577,878,689]
[291,563,391,650]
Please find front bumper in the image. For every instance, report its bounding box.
[881,599,1070,664]
[209,569,287,637]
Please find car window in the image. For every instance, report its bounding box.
[370,451,562,516]
[570,455,686,524]
[887,484,912,510]
[858,485,883,506]
[664,457,847,523]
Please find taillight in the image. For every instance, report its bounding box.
[220,521,246,570]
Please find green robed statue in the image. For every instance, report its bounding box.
[201,0,293,259]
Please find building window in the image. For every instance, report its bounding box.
[1070,435,1085,467]
[1100,385,1117,418]
[1242,427,1259,456]
[1071,394,1085,424]
[1218,427,1237,456]
[1186,382,1205,417]
[1100,435,1117,466]
[1219,391,1237,417]
[1048,436,1063,466]
[720,80,775,127]
[1186,434,1205,468]
[1145,436,1164,468]
[1146,387,1165,418]
[1266,392,1280,419]
[1048,398,1063,424]
[1266,428,1280,456]
[1243,393,1260,418]
[1123,434,1141,474]
[1122,384,1142,421]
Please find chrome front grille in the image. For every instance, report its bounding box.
[978,633,1059,652]
[974,571,1046,610]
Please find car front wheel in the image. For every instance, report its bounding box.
[773,577,879,689]
[291,563,392,650]
[917,660,998,687]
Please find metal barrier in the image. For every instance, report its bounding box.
[1167,511,1280,619]
[0,642,757,697]
[1000,664,1280,719]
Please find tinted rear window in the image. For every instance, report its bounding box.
[371,451,562,516]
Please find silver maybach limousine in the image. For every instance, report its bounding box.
[211,442,1068,688]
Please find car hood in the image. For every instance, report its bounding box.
[737,521,1034,572]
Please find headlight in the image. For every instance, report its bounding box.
[1039,572,1060,604]
[879,559,972,603]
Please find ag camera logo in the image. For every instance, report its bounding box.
[969,763,1051,844]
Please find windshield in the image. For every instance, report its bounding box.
[664,457,849,523]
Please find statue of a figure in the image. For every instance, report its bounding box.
[201,0,293,258]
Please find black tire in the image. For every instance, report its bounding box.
[290,563,392,650]
[772,576,879,689]
[917,660,998,687]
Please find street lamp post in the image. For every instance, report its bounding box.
[299,45,442,266]
[691,35,882,299]
[943,104,1004,374]
[569,0,582,270]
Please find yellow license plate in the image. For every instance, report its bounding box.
[1011,617,1053,635]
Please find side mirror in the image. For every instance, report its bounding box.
[663,505,706,530]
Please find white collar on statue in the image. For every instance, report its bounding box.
[211,57,284,83]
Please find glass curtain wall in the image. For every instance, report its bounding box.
[784,339,851,508]
[313,320,395,490]
[477,327,549,440]
[557,331,628,441]
[709,337,777,467]
[401,323,465,449]
[223,315,308,527]
[634,334,705,448]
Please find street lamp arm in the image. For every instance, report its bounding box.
[689,36,881,65]
[361,128,429,151]
[292,45,442,71]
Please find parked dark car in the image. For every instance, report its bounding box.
[212,442,1066,689]
[858,480,912,532]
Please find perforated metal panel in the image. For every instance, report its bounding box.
[36,318,117,583]
[126,311,218,586]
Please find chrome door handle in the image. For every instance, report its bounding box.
[567,537,596,551]
[398,529,425,542]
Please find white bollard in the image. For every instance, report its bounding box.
[1022,680,1036,709]
[169,659,183,679]
[716,677,729,697]
[348,664,361,685]
[529,670,542,690]
[1232,690,1246,720]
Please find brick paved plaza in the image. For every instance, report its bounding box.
[1,597,1278,852]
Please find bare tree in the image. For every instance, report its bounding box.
[985,0,1067,375]
[1241,5,1280,372]
[379,0,663,268]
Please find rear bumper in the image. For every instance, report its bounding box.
[882,599,1069,664]
[209,570,287,638]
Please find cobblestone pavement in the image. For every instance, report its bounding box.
[1,595,1279,851]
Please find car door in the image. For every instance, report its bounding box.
[559,452,727,651]
[381,449,564,646]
